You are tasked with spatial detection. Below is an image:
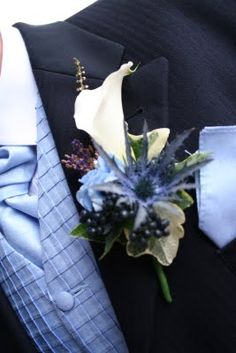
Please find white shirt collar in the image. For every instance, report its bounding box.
[0,26,37,145]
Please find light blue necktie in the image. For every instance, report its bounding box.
[197,126,236,248]
[0,145,42,267]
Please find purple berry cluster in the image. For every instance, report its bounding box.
[62,139,98,174]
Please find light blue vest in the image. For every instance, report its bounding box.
[0,97,128,353]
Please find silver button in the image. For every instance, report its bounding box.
[54,291,75,311]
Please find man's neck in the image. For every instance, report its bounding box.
[0,33,2,76]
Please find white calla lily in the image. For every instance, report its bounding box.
[74,61,134,160]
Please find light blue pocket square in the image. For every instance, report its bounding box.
[197,126,236,248]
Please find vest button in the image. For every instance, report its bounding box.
[54,291,75,311]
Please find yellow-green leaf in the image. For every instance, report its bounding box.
[71,223,88,237]
[99,229,122,260]
[173,152,211,175]
[71,223,105,242]
[128,128,170,160]
[174,190,194,210]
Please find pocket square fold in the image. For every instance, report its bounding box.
[197,126,236,248]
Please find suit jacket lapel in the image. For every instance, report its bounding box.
[15,21,125,201]
[14,21,125,78]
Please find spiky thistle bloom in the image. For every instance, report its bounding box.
[93,124,210,208]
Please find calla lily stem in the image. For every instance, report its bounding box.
[152,258,173,303]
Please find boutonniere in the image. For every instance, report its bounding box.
[63,60,211,303]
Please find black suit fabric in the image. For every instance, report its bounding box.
[1,1,236,352]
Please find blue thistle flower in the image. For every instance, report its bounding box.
[90,125,211,208]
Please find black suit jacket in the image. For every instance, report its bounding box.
[1,1,236,352]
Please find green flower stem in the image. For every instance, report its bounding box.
[152,258,173,303]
